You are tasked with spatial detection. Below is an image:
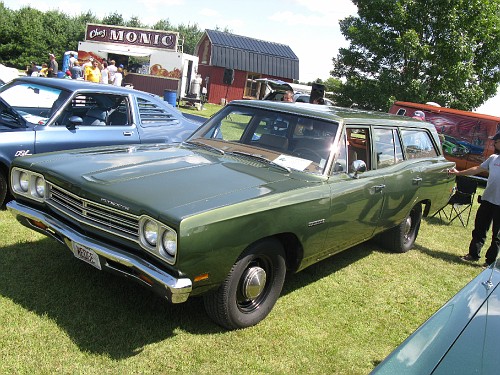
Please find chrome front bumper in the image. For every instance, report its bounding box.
[7,200,192,303]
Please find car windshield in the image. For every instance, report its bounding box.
[0,82,67,125]
[188,104,338,174]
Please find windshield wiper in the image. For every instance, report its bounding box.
[229,150,291,173]
[184,139,225,155]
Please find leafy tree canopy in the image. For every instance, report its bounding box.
[331,0,500,111]
[0,3,204,70]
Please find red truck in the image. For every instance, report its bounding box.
[390,101,500,172]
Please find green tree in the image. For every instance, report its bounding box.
[102,12,125,26]
[176,23,204,55]
[331,0,500,111]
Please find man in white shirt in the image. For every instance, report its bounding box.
[108,60,117,84]
[453,131,500,267]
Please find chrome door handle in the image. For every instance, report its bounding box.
[412,177,422,185]
[123,131,134,136]
[373,184,386,193]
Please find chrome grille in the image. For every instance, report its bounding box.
[47,183,140,241]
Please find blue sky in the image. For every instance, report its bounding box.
[3,0,498,115]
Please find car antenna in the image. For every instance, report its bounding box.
[482,256,498,290]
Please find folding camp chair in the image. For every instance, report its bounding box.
[439,176,478,227]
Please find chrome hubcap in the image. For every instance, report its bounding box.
[241,266,267,300]
[404,216,412,240]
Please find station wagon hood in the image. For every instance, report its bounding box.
[17,144,319,217]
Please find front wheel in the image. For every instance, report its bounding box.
[203,238,286,330]
[379,204,422,253]
[0,171,7,208]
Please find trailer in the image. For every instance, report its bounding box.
[78,24,199,104]
[390,101,500,172]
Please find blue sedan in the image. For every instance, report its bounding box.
[371,261,500,374]
[0,77,202,206]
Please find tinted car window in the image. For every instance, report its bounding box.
[53,93,130,126]
[401,129,438,159]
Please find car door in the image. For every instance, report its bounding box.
[399,128,455,213]
[371,127,421,231]
[34,92,140,153]
[323,126,387,253]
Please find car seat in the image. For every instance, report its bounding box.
[82,107,107,126]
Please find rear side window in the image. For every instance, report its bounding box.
[401,129,438,159]
[373,128,404,169]
[137,97,179,127]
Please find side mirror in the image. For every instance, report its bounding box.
[350,159,366,178]
[67,115,83,130]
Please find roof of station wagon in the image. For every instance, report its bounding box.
[230,100,436,127]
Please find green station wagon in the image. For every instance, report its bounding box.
[7,100,455,329]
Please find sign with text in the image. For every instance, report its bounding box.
[85,24,178,51]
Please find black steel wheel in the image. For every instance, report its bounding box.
[203,238,286,330]
[379,204,422,253]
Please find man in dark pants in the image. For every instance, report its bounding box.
[450,131,500,268]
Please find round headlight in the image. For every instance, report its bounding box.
[19,172,29,192]
[35,177,45,198]
[143,220,158,246]
[162,230,177,256]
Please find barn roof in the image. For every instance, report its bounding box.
[202,29,299,80]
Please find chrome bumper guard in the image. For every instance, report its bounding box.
[7,200,192,303]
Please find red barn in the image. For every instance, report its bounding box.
[194,29,299,104]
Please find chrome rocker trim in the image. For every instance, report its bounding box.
[7,200,192,303]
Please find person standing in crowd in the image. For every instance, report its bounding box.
[283,90,293,102]
[85,59,101,83]
[69,60,83,80]
[113,66,123,86]
[48,53,58,77]
[69,53,77,68]
[63,70,72,79]
[39,63,48,77]
[26,62,39,76]
[100,61,109,84]
[82,57,93,80]
[451,131,500,268]
[108,60,117,84]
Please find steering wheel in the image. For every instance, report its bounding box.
[291,147,322,162]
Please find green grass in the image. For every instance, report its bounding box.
[0,191,485,374]
[178,101,223,119]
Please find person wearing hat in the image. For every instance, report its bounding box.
[451,131,500,267]
[412,110,426,121]
[48,53,58,77]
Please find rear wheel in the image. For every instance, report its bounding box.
[203,238,286,330]
[379,204,422,253]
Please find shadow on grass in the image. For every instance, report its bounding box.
[0,236,377,359]
[282,242,375,295]
[0,237,219,358]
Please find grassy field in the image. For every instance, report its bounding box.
[178,101,222,119]
[0,188,485,374]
